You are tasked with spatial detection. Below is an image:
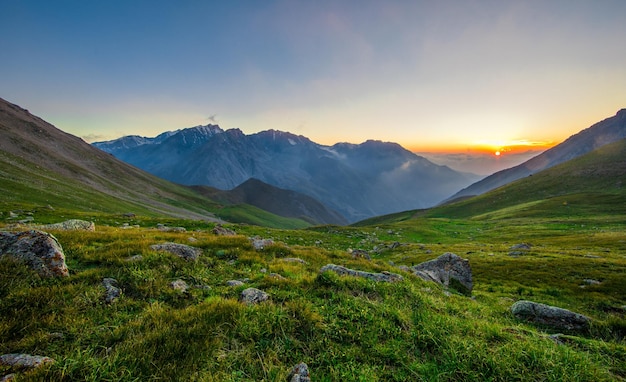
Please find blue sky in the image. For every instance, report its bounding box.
[2,0,625,162]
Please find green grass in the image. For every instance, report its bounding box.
[1,217,624,381]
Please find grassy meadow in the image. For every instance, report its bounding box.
[1,208,624,381]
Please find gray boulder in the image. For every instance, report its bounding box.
[240,287,269,305]
[320,264,403,282]
[511,300,591,331]
[287,362,311,382]
[150,242,202,261]
[0,230,69,277]
[250,236,274,250]
[0,353,54,369]
[170,279,189,293]
[102,278,121,304]
[411,252,472,295]
[41,219,95,231]
[212,224,236,236]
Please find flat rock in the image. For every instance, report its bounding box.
[240,287,269,305]
[0,230,69,277]
[41,219,95,231]
[411,252,472,295]
[320,264,403,282]
[150,242,202,261]
[287,362,311,382]
[102,278,121,304]
[511,300,591,331]
[0,354,54,369]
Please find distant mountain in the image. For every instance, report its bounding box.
[94,128,481,222]
[191,178,348,226]
[447,109,626,202]
[0,97,314,228]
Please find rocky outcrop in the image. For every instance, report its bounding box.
[212,224,236,236]
[150,242,201,261]
[511,300,591,331]
[40,219,95,231]
[411,253,472,295]
[0,353,54,369]
[102,278,121,304]
[287,362,311,382]
[250,237,274,250]
[320,264,403,282]
[0,230,69,277]
[240,287,269,305]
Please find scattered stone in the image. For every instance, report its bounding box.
[240,287,269,305]
[102,278,121,304]
[41,219,95,231]
[511,300,591,331]
[150,242,202,261]
[549,333,566,345]
[188,237,198,243]
[122,213,136,218]
[8,211,18,219]
[287,362,311,382]
[157,224,186,232]
[1,373,15,381]
[0,230,69,277]
[250,236,274,250]
[282,257,308,265]
[583,279,601,285]
[411,252,473,295]
[0,354,54,370]
[212,224,236,236]
[18,216,34,224]
[125,255,143,262]
[510,243,532,250]
[349,249,371,260]
[260,268,267,273]
[320,264,403,282]
[584,254,602,259]
[269,272,286,280]
[170,279,189,293]
[226,280,245,287]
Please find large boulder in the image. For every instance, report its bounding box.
[150,242,202,261]
[511,300,591,331]
[0,353,54,369]
[0,230,69,277]
[320,264,403,282]
[40,219,95,231]
[411,252,473,295]
[240,287,269,305]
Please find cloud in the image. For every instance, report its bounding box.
[81,133,107,143]
[206,114,219,124]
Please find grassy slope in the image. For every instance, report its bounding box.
[0,216,624,381]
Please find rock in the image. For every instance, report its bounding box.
[41,219,95,231]
[125,255,143,262]
[269,272,287,280]
[212,224,236,236]
[170,279,189,292]
[0,354,54,369]
[320,264,403,282]
[282,257,308,265]
[510,243,532,250]
[226,280,245,287]
[287,362,311,382]
[1,373,15,381]
[122,213,136,218]
[240,287,269,305]
[0,230,69,277]
[102,278,121,304]
[583,279,601,285]
[511,300,591,331]
[187,237,198,243]
[150,242,202,261]
[250,236,274,250]
[411,252,473,295]
[8,211,19,219]
[157,224,186,232]
[349,249,371,260]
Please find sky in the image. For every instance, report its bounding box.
[2,1,625,174]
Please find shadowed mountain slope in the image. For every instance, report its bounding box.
[191,178,348,226]
[448,109,626,201]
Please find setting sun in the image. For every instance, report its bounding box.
[495,151,501,156]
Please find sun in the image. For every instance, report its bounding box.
[495,151,501,156]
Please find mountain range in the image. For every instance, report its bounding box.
[94,127,481,222]
[447,109,626,201]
